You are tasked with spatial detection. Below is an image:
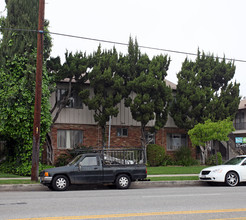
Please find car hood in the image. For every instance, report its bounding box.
[202,164,236,172]
[42,165,75,175]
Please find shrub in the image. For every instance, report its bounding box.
[147,144,165,166]
[0,161,54,176]
[162,154,175,166]
[55,154,72,167]
[206,152,223,165]
[174,146,198,166]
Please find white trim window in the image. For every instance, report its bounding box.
[56,88,83,109]
[167,133,187,151]
[57,130,83,149]
[145,132,155,144]
[117,128,128,137]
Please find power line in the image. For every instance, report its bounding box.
[1,27,246,63]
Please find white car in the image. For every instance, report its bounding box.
[199,155,246,186]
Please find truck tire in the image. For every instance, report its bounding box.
[116,174,131,189]
[52,175,69,191]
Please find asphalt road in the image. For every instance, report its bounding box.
[1,185,246,220]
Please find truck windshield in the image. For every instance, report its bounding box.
[68,154,83,166]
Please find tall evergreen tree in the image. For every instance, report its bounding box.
[80,46,124,147]
[0,0,53,172]
[125,38,172,154]
[0,0,51,65]
[171,50,240,129]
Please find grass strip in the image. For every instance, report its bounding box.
[0,172,25,178]
[0,179,38,184]
[147,166,206,175]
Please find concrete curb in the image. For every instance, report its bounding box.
[0,180,206,191]
[132,180,206,188]
[0,184,49,191]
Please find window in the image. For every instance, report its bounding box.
[57,130,83,149]
[117,128,128,137]
[80,156,98,166]
[145,132,155,144]
[167,133,187,151]
[234,111,246,130]
[56,88,83,109]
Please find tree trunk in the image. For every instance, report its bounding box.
[141,125,147,164]
[199,145,206,165]
[52,77,73,123]
[101,125,106,149]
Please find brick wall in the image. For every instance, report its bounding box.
[49,123,195,164]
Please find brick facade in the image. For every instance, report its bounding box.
[49,123,195,164]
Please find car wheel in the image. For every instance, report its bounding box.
[116,174,131,189]
[52,175,69,191]
[225,171,239,187]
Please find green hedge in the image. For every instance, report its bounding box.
[147,144,165,166]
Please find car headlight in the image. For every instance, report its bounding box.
[44,172,49,177]
[212,169,223,173]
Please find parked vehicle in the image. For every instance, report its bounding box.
[40,149,147,191]
[199,155,246,186]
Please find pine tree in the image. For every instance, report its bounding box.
[0,0,53,172]
[171,50,240,129]
[125,38,172,154]
[80,46,124,146]
[0,0,51,65]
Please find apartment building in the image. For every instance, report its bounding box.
[46,79,192,164]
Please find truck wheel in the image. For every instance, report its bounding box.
[116,174,131,189]
[52,175,69,191]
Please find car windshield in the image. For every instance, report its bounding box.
[68,154,83,166]
[224,157,246,165]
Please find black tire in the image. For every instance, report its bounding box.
[52,175,69,191]
[116,174,131,189]
[225,171,239,187]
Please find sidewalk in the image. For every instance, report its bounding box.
[0,177,30,180]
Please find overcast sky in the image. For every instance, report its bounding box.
[1,0,246,97]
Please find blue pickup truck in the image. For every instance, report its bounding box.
[40,149,147,191]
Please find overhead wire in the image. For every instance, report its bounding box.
[1,27,246,63]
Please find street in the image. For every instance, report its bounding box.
[1,185,246,220]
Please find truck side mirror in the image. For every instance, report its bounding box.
[79,162,83,168]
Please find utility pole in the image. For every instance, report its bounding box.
[31,0,45,181]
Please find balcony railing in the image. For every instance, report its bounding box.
[234,122,246,130]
